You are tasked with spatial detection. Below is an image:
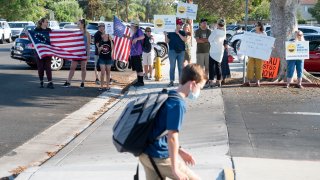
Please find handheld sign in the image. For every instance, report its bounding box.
[285,41,309,60]
[176,2,198,20]
[154,15,176,33]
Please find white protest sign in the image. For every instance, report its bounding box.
[285,41,309,60]
[154,15,176,33]
[176,2,198,20]
[105,22,113,35]
[238,32,275,61]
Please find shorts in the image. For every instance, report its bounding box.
[142,52,154,66]
[184,49,191,63]
[197,53,209,71]
[98,58,113,66]
[130,55,143,73]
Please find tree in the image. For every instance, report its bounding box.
[49,0,83,22]
[250,0,270,20]
[0,0,46,22]
[308,1,320,23]
[270,0,299,81]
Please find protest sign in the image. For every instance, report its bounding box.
[238,32,275,61]
[105,22,113,34]
[176,2,198,20]
[154,15,176,33]
[262,57,280,78]
[285,41,309,60]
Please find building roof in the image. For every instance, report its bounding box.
[300,0,317,5]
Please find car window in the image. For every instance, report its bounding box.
[87,23,98,30]
[309,41,320,51]
[299,28,317,34]
[8,23,29,28]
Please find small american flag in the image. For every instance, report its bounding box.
[112,16,131,62]
[28,30,87,60]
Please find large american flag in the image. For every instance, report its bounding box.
[28,30,87,60]
[112,16,131,62]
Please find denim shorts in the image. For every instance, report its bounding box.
[99,58,113,65]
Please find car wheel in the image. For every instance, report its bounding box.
[157,43,168,58]
[51,56,64,71]
[114,60,128,72]
[6,35,12,43]
[0,35,4,44]
[26,62,37,68]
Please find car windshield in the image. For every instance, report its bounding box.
[8,23,29,28]
[59,22,70,28]
[226,25,237,30]
[87,23,98,30]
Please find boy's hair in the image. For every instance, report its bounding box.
[180,64,207,85]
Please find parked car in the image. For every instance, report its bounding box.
[8,21,35,40]
[10,35,127,71]
[59,22,74,29]
[303,34,320,74]
[18,25,36,39]
[0,19,12,43]
[48,20,60,30]
[62,24,79,30]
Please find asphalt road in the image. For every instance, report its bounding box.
[0,43,131,158]
[223,86,320,160]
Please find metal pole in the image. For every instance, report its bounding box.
[243,0,249,83]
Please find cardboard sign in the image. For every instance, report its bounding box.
[176,2,198,20]
[285,41,309,60]
[154,15,176,33]
[262,57,280,78]
[239,32,275,61]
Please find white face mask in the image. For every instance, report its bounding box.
[187,88,200,100]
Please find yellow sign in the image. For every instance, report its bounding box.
[287,43,296,53]
[178,6,187,14]
[154,19,164,28]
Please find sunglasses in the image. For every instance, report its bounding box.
[145,30,151,32]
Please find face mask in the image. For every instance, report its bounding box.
[188,88,200,100]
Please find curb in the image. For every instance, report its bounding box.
[224,82,319,88]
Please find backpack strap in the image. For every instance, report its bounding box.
[148,155,164,180]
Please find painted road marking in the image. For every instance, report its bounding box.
[273,112,320,116]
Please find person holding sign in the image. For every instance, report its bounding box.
[164,18,187,87]
[286,30,305,89]
[244,22,267,87]
[208,19,226,87]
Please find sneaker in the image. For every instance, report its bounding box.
[80,82,84,89]
[40,81,44,88]
[144,75,148,80]
[62,81,70,87]
[95,79,100,85]
[168,81,174,87]
[47,82,54,89]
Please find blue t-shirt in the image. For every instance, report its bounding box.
[130,29,144,56]
[144,91,186,158]
[168,31,186,53]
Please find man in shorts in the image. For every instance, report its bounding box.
[195,18,211,86]
[142,27,154,80]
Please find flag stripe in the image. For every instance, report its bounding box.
[112,16,131,62]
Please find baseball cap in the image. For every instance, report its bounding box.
[200,18,208,23]
[217,19,225,26]
[130,19,139,26]
[176,19,183,25]
[98,22,105,27]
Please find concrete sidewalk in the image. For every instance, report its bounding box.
[16,57,233,179]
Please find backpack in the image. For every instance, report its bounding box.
[112,89,172,156]
[142,34,152,53]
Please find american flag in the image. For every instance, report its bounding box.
[28,30,87,60]
[112,16,131,62]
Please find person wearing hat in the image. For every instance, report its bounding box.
[130,19,145,86]
[207,19,226,88]
[195,18,211,87]
[93,22,105,85]
[164,18,187,87]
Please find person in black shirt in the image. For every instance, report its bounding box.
[94,23,105,85]
[98,33,114,91]
[34,17,54,89]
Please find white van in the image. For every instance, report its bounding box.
[0,20,12,43]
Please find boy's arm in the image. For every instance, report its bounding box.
[168,130,188,179]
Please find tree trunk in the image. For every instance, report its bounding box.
[125,1,129,22]
[270,0,299,81]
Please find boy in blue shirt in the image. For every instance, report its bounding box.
[139,64,207,180]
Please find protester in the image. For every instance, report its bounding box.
[62,19,91,88]
[94,23,105,85]
[208,19,226,88]
[34,17,54,89]
[142,27,154,80]
[243,22,267,87]
[129,19,145,86]
[139,64,206,180]
[164,18,187,87]
[97,32,114,91]
[286,30,305,89]
[195,18,211,86]
[183,23,192,67]
[221,40,231,84]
